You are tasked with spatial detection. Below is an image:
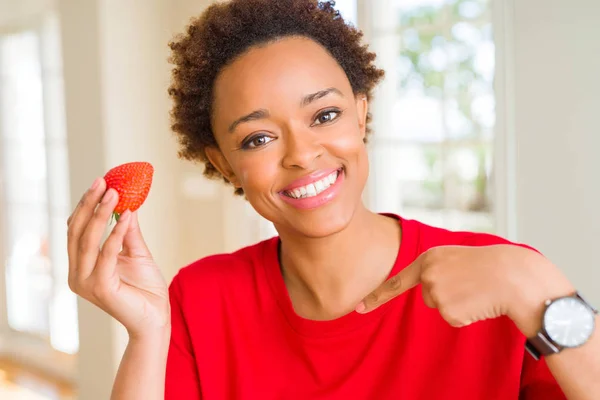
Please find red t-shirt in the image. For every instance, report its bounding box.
[166,216,565,399]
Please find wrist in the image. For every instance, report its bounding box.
[129,324,171,346]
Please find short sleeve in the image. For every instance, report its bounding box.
[460,231,536,251]
[165,273,202,399]
[520,352,566,399]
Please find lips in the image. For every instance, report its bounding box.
[278,167,345,210]
[281,168,342,192]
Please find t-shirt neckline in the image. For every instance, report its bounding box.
[262,214,419,338]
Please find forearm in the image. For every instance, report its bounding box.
[511,253,600,400]
[543,315,600,400]
[111,327,171,400]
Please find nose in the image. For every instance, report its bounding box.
[281,127,324,169]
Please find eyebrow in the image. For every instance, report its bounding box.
[228,109,270,133]
[300,87,344,107]
[228,87,344,133]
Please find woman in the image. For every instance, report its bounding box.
[67,1,599,399]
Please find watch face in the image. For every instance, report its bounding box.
[544,297,596,348]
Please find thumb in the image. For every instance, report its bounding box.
[122,211,151,258]
[356,258,422,314]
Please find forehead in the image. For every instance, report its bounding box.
[212,36,351,121]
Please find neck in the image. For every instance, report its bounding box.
[276,205,401,320]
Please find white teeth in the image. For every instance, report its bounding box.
[306,184,317,197]
[284,170,340,199]
[314,180,324,192]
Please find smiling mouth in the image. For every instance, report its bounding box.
[282,168,343,199]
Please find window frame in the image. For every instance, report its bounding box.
[357,0,512,235]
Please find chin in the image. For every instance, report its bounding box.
[285,204,356,239]
[248,162,369,239]
[274,184,365,239]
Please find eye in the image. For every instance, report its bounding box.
[242,134,273,150]
[313,109,342,126]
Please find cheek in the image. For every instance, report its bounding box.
[328,120,370,190]
[327,120,369,164]
[234,151,281,192]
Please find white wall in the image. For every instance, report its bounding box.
[0,0,54,30]
[509,0,600,305]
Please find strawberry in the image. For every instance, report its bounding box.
[103,161,154,221]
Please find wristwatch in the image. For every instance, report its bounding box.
[526,292,598,360]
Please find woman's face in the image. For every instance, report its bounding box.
[209,36,370,238]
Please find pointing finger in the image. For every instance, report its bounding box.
[356,257,422,313]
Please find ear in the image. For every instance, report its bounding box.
[355,94,369,140]
[205,146,241,188]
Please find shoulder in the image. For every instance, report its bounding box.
[169,237,275,301]
[403,216,536,252]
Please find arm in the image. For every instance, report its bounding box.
[519,318,600,400]
[112,328,171,400]
[113,272,202,400]
[542,320,600,400]
[510,258,600,400]
[356,242,599,400]
[66,179,171,400]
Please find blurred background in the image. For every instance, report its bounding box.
[0,0,598,398]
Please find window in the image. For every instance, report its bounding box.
[365,0,496,232]
[334,0,358,25]
[0,14,78,354]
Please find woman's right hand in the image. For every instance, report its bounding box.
[67,178,170,339]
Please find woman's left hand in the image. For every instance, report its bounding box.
[356,245,574,336]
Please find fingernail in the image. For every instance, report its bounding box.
[90,178,101,190]
[355,302,366,314]
[102,190,115,203]
[119,210,130,222]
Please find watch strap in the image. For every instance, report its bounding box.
[525,332,561,361]
[575,292,598,314]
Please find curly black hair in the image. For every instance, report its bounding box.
[168,0,384,195]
